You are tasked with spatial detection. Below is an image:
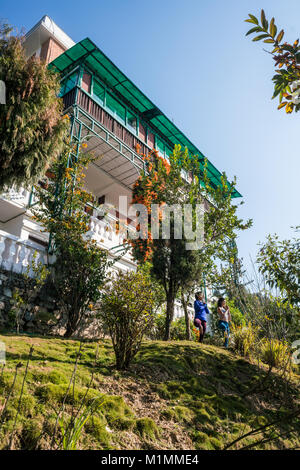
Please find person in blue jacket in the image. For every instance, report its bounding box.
[194,292,210,343]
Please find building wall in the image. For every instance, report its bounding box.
[40,37,66,64]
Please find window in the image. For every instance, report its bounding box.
[139,121,146,142]
[81,71,91,93]
[93,79,105,105]
[148,130,155,149]
[165,146,173,162]
[127,110,137,134]
[156,137,165,157]
[106,92,126,124]
[60,71,78,96]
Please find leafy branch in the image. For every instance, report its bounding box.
[245,9,300,113]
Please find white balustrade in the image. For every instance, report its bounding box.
[88,215,134,260]
[1,187,31,206]
[0,230,47,277]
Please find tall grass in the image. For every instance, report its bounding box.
[231,322,258,358]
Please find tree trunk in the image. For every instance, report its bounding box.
[164,292,175,341]
[64,321,75,338]
[64,309,80,338]
[181,291,191,340]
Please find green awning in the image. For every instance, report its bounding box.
[50,38,242,198]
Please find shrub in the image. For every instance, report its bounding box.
[170,317,197,341]
[259,338,291,369]
[0,23,68,190]
[99,270,155,370]
[34,151,110,338]
[149,312,166,340]
[231,322,258,357]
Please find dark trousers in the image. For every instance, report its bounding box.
[194,318,207,343]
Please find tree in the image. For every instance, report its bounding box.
[0,22,68,190]
[99,270,155,370]
[245,9,300,114]
[257,227,300,307]
[128,146,251,340]
[33,147,110,338]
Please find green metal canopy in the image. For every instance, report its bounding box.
[50,38,242,198]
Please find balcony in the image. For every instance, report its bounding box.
[63,87,148,189]
[0,230,47,276]
[0,188,33,224]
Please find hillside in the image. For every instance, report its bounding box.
[0,334,299,450]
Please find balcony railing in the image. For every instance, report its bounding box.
[62,87,149,159]
[1,188,31,206]
[88,212,135,263]
[0,230,47,276]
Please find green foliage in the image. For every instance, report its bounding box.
[257,228,300,307]
[33,149,110,337]
[0,335,299,450]
[134,418,159,440]
[99,270,155,369]
[161,405,195,423]
[130,145,251,340]
[170,316,197,341]
[231,323,258,358]
[227,300,246,327]
[245,10,300,113]
[84,416,111,446]
[57,397,103,450]
[259,338,291,370]
[0,23,69,190]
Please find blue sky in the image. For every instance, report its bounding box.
[2,0,300,271]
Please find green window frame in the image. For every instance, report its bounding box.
[126,109,137,134]
[59,69,79,96]
[92,78,105,106]
[106,92,126,124]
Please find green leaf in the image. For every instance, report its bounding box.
[264,39,275,43]
[276,30,284,43]
[246,14,259,25]
[261,9,268,30]
[245,26,261,36]
[252,34,270,42]
[269,17,277,38]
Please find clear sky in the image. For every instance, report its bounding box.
[2,0,300,271]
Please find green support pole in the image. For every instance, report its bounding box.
[203,273,207,303]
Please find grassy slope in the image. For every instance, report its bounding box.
[0,334,299,450]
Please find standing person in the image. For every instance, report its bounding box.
[194,292,210,343]
[217,298,231,348]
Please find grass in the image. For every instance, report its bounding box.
[0,333,299,450]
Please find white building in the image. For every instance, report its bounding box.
[0,16,242,325]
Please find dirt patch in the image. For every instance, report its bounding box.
[97,375,193,450]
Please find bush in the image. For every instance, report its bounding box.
[99,270,155,370]
[0,23,68,190]
[228,300,246,327]
[259,338,291,369]
[170,317,197,341]
[231,322,258,357]
[149,312,166,340]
